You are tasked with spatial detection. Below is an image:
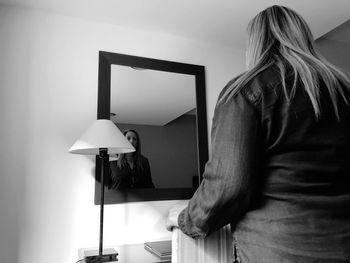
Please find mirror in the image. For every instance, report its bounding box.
[96,52,208,204]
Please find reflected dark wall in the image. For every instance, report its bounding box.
[115,114,198,188]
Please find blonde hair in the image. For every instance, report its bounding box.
[222,5,350,119]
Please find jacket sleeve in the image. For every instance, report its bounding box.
[109,161,132,189]
[143,157,155,188]
[109,161,123,189]
[177,89,262,239]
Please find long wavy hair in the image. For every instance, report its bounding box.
[117,129,144,170]
[220,5,350,119]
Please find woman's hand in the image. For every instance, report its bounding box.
[165,203,188,231]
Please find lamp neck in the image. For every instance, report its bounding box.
[99,148,108,158]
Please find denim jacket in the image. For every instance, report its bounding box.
[178,66,350,262]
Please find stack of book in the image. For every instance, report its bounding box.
[144,240,172,262]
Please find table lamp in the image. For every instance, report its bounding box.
[69,119,135,262]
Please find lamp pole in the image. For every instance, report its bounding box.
[99,148,108,256]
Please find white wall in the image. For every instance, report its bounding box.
[0,5,245,263]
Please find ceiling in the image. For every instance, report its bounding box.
[0,0,349,48]
[111,65,196,126]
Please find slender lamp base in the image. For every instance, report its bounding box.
[84,248,119,263]
[85,251,118,263]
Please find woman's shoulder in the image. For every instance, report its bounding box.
[227,65,290,109]
[139,154,149,163]
[218,73,244,100]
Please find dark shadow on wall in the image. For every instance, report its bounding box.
[316,19,350,76]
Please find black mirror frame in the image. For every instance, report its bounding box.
[95,51,208,204]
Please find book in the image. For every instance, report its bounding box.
[144,240,172,260]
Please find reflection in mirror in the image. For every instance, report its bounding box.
[109,66,198,190]
[95,52,208,204]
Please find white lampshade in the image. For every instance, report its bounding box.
[69,119,135,155]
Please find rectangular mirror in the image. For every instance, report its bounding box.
[96,52,208,204]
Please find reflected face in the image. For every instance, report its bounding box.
[125,131,138,148]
